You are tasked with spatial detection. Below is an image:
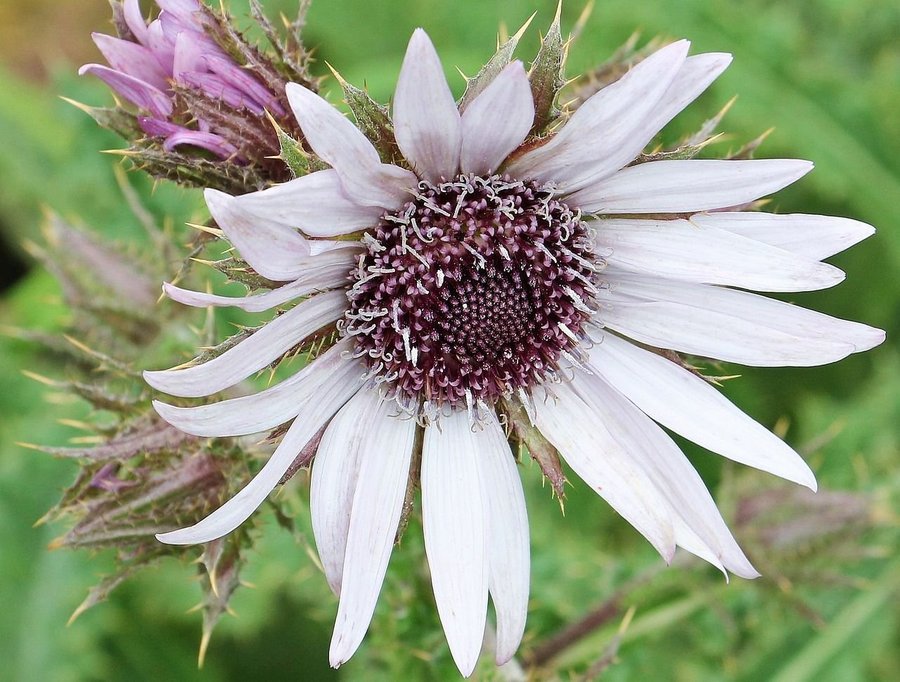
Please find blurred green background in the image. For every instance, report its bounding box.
[0,0,898,680]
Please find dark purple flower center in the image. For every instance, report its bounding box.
[343,174,600,411]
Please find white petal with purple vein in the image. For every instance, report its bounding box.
[573,371,759,578]
[205,189,311,281]
[507,41,690,187]
[692,212,876,261]
[144,289,347,397]
[156,369,364,545]
[234,170,385,237]
[596,218,844,291]
[152,339,357,437]
[598,272,885,366]
[330,396,417,667]
[476,412,530,665]
[163,247,356,313]
[552,51,734,193]
[587,331,817,488]
[532,382,677,561]
[422,410,489,677]
[286,83,416,208]
[460,61,534,176]
[311,386,377,596]
[568,159,813,214]
[637,52,733,151]
[393,29,462,183]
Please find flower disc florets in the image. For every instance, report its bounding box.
[344,173,600,411]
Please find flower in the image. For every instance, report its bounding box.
[80,0,289,160]
[144,28,885,676]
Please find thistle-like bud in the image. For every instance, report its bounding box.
[78,0,318,192]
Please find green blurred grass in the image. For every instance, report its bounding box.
[0,0,898,680]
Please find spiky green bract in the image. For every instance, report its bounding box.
[528,6,566,135]
[23,209,274,655]
[458,14,535,112]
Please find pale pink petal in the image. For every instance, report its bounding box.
[234,170,384,237]
[587,331,817,488]
[285,83,416,208]
[329,397,418,666]
[162,247,356,313]
[597,218,844,292]
[422,411,489,677]
[532,382,677,561]
[172,31,208,82]
[152,340,358,437]
[156,0,201,22]
[692,212,876,261]
[392,29,462,182]
[598,272,885,366]
[78,64,173,118]
[568,159,813,214]
[476,412,529,665]
[92,33,169,91]
[155,369,363,545]
[573,371,760,578]
[123,0,150,45]
[460,61,534,176]
[205,188,311,282]
[143,289,347,397]
[507,41,690,187]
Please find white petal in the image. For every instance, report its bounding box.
[285,83,416,208]
[637,52,733,150]
[143,289,347,397]
[460,61,534,176]
[422,411,489,677]
[587,331,816,489]
[329,398,417,666]
[531,382,676,561]
[205,188,310,281]
[598,272,885,366]
[507,40,690,187]
[596,218,844,292]
[156,370,364,545]
[152,339,357,437]
[234,170,385,237]
[393,29,462,182]
[568,159,814,214]
[692,212,876,261]
[475,412,529,665]
[573,371,759,578]
[163,247,357,313]
[310,388,371,596]
[555,52,734,193]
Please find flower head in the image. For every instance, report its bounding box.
[145,26,884,676]
[79,0,312,183]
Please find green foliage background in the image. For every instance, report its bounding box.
[0,0,897,680]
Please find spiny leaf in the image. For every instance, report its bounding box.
[331,66,400,164]
[459,13,535,113]
[60,96,141,139]
[265,110,313,177]
[529,2,566,135]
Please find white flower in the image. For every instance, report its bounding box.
[145,29,884,676]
